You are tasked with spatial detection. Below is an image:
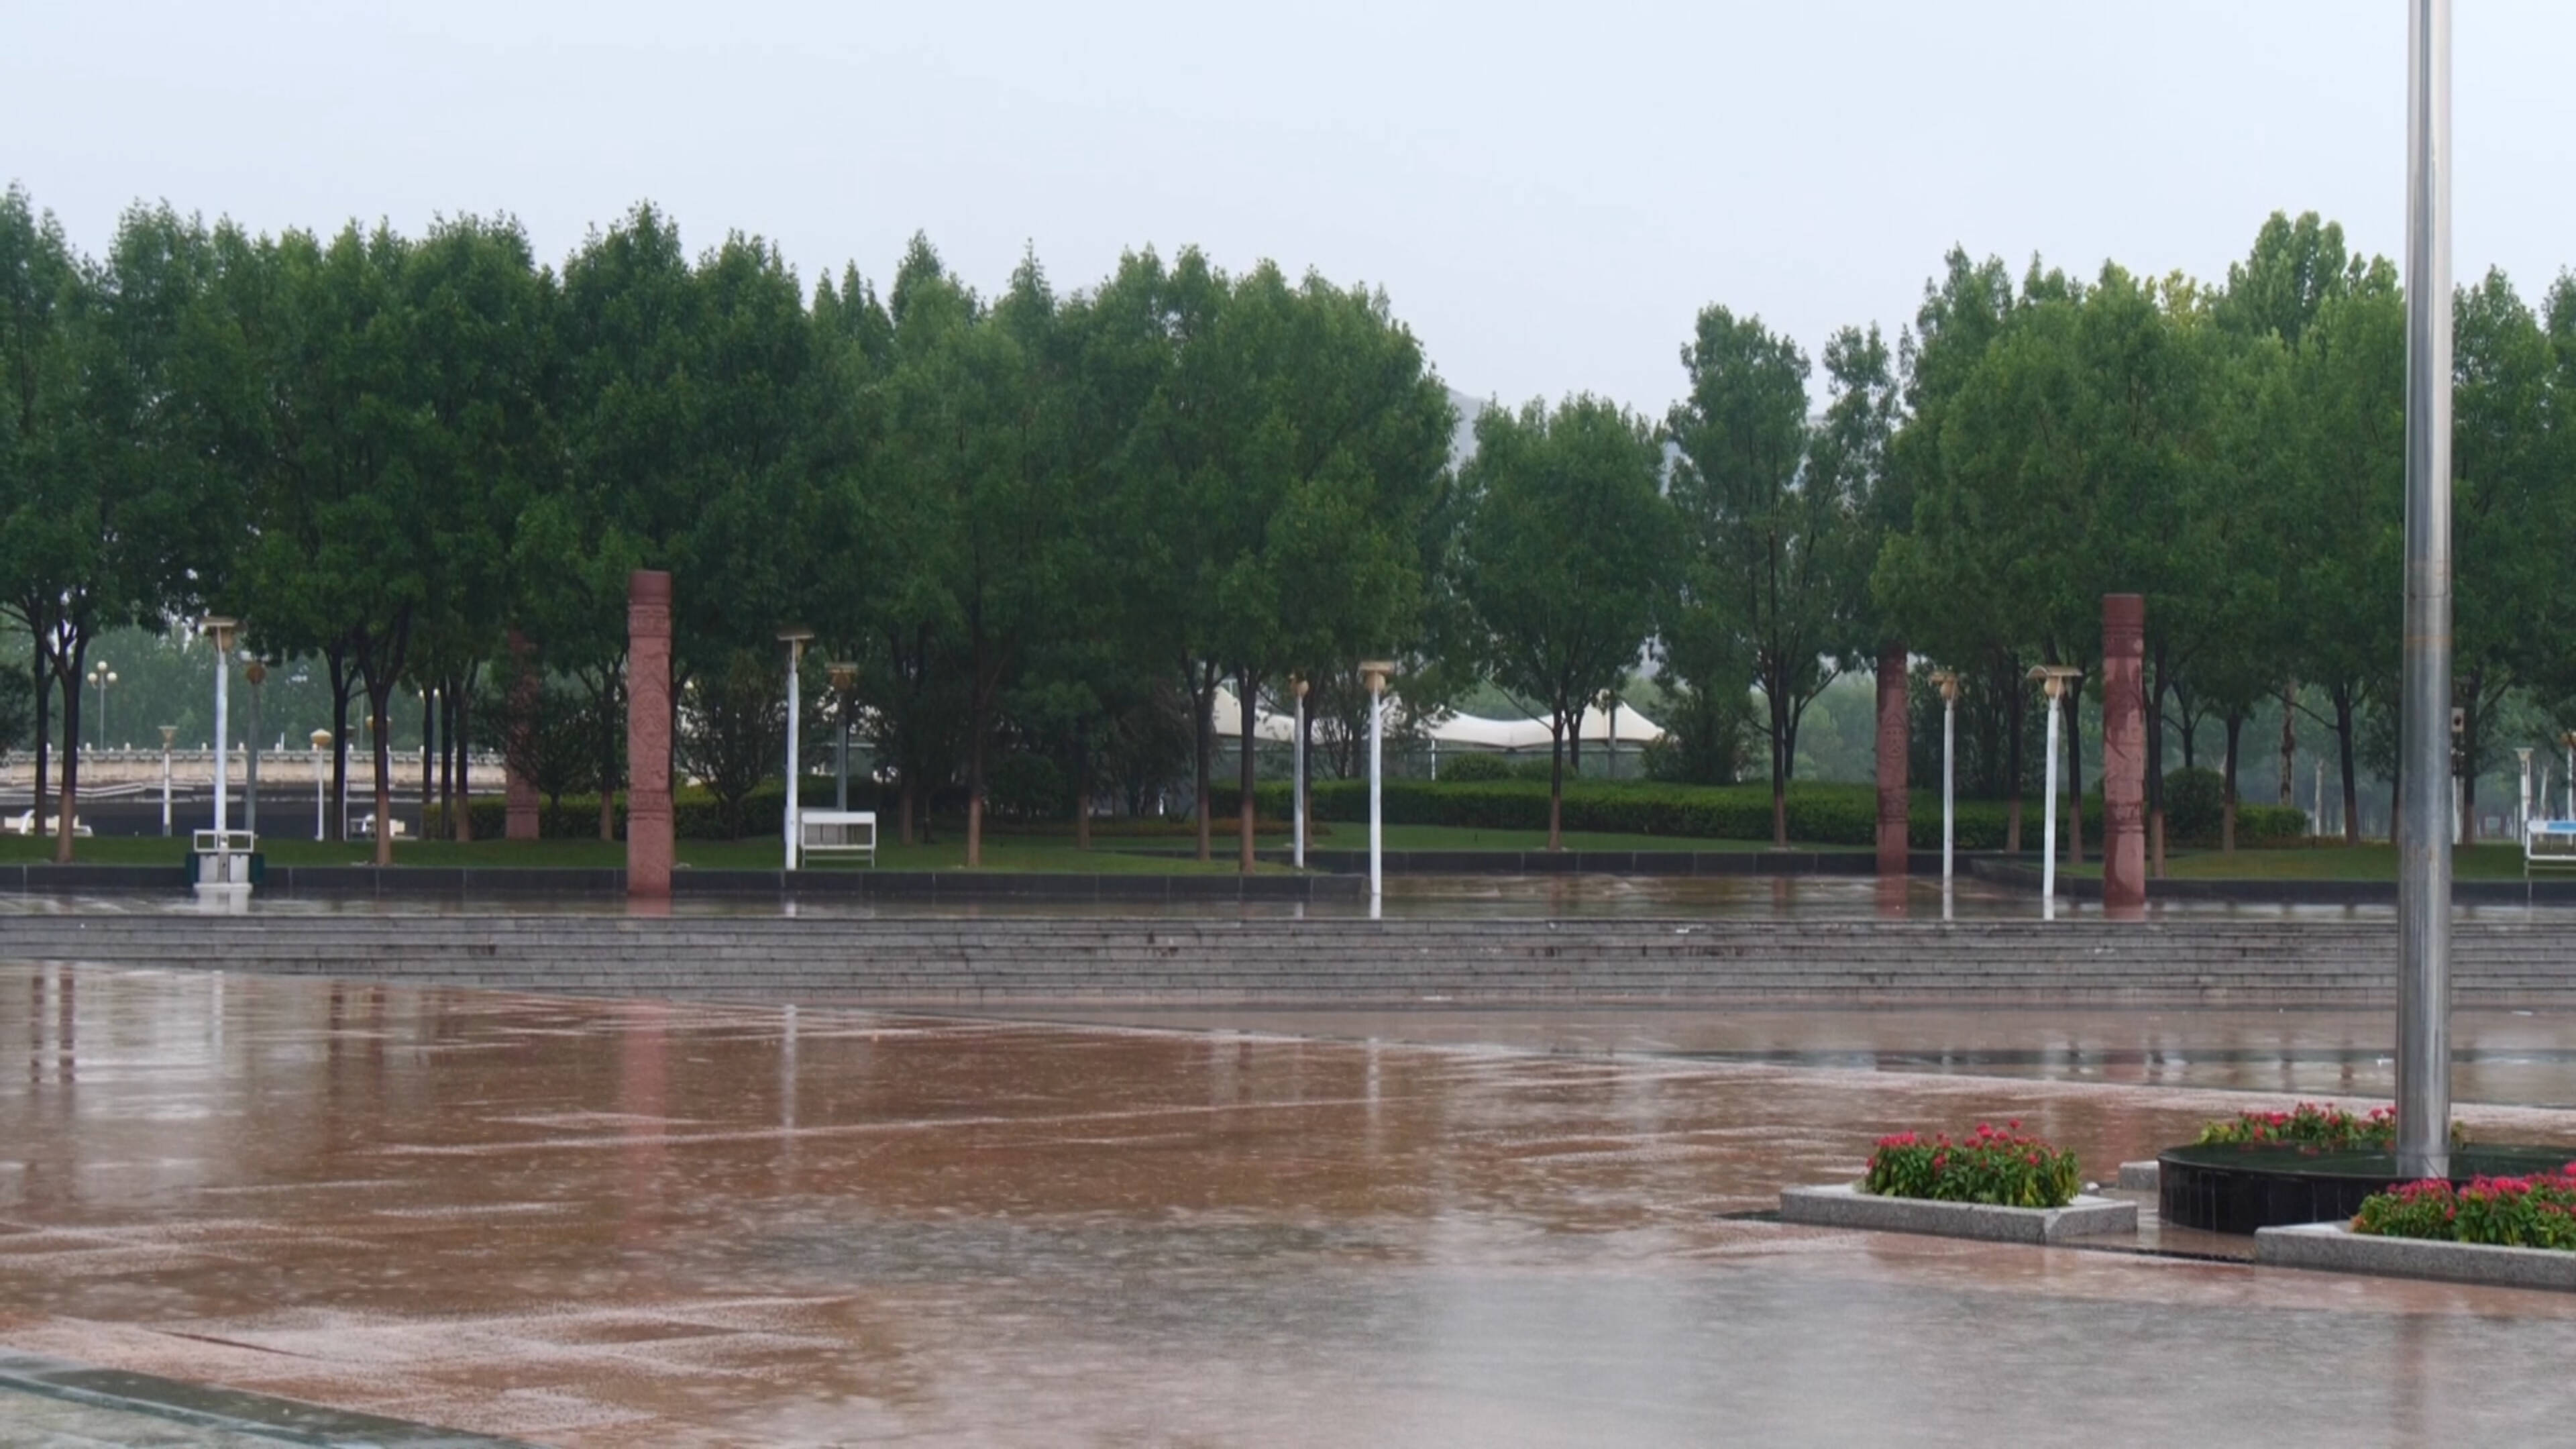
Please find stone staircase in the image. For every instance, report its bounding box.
[4,914,2572,1008]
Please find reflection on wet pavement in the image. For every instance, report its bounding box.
[9,873,2570,920]
[4,962,2576,1445]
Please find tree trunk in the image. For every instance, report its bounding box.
[2457,679,2483,846]
[1768,689,1790,849]
[370,687,395,866]
[421,690,435,829]
[1238,669,1258,875]
[2063,669,2086,867]
[2222,713,2243,854]
[50,637,83,864]
[1548,713,1566,852]
[1299,692,1315,846]
[1191,663,1216,863]
[1074,739,1092,851]
[964,692,987,869]
[899,777,916,848]
[454,686,474,842]
[2278,684,2298,808]
[327,648,354,843]
[2004,667,2025,853]
[2333,687,2359,845]
[2146,647,2167,878]
[30,652,48,839]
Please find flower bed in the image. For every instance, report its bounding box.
[1864,1122,2080,1209]
[2351,1165,2576,1250]
[2194,1102,2467,1152]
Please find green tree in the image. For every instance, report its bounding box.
[2451,268,2557,841]
[1667,305,1873,847]
[6,203,228,859]
[0,184,80,837]
[2279,257,2403,841]
[1450,394,1671,849]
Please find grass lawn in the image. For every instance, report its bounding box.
[1355,824,1851,853]
[0,833,1288,875]
[0,816,1876,869]
[2060,843,2537,882]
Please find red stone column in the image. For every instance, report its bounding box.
[627,572,674,899]
[2102,594,2148,916]
[504,629,541,842]
[1875,641,1909,878]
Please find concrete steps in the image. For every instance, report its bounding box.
[4,913,2571,1006]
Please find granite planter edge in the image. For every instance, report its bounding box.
[2255,1221,2576,1293]
[1778,1183,2137,1244]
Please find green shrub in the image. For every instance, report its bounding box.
[1211,777,2035,848]
[1436,752,1513,782]
[2163,767,2225,841]
[1863,1122,2081,1209]
[1509,757,1559,784]
[423,777,876,842]
[2160,767,2311,847]
[2354,1167,2576,1250]
[987,751,1071,820]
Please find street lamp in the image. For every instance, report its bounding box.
[158,724,178,835]
[85,662,116,751]
[1289,674,1309,871]
[826,661,858,812]
[421,684,439,833]
[200,618,237,841]
[310,729,332,841]
[1931,670,1960,902]
[1360,660,1395,911]
[779,629,814,871]
[2029,665,2081,922]
[2517,746,2534,842]
[244,657,265,841]
[2562,732,2575,823]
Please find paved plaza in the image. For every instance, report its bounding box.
[3,959,2576,1445]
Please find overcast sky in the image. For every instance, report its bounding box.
[7,1,2569,413]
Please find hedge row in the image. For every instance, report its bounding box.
[427,780,881,842]
[1213,779,2311,849]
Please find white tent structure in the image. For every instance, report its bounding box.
[1205,686,1666,753]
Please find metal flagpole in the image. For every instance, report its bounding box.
[2396,0,2453,1181]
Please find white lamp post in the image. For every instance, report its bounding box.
[1290,674,1309,871]
[2517,747,2534,841]
[1360,661,1395,910]
[159,724,178,835]
[2030,666,2080,922]
[1933,670,1960,911]
[201,619,237,841]
[780,629,814,871]
[311,729,332,841]
[86,662,116,750]
[2563,732,2575,823]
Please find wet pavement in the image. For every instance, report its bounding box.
[5,963,2576,1446]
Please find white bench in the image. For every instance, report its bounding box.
[799,810,877,867]
[5,811,90,837]
[2528,820,2576,874]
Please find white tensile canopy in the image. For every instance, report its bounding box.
[1206,686,1666,752]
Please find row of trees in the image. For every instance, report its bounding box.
[0,188,1457,865]
[7,184,2573,864]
